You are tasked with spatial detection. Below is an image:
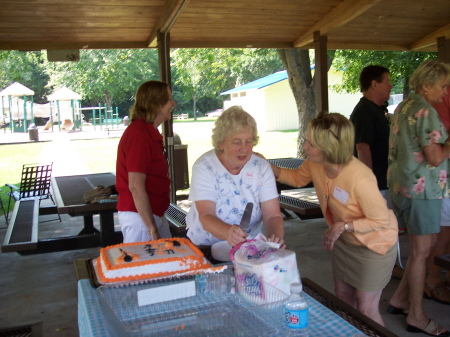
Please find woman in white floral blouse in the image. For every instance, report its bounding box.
[186,106,285,249]
[387,60,450,337]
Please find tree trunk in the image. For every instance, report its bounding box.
[277,49,336,158]
[402,76,410,100]
[278,49,316,158]
[192,93,197,121]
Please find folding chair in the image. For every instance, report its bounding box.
[5,163,61,225]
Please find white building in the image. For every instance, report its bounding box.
[221,70,361,131]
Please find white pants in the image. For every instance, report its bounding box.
[118,211,172,243]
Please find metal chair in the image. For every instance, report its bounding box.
[5,163,61,225]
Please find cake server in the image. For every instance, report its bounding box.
[239,202,253,233]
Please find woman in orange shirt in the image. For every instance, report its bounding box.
[269,111,398,326]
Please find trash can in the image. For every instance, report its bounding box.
[28,124,39,141]
[123,116,130,127]
[173,133,189,191]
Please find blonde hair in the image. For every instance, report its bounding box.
[211,106,259,151]
[309,111,354,164]
[410,60,450,92]
[129,81,170,123]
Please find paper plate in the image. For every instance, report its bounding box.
[211,241,233,262]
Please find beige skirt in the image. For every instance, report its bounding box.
[331,238,397,292]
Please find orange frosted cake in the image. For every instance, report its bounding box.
[96,238,211,283]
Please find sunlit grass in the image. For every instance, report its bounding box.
[0,123,300,215]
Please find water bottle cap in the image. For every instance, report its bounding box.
[290,282,302,293]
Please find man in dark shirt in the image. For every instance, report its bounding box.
[350,65,393,202]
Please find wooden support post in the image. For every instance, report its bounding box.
[158,31,176,203]
[314,31,329,114]
[437,37,450,63]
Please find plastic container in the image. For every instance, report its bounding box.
[284,283,308,331]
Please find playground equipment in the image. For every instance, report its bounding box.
[79,104,120,130]
[0,82,35,133]
[47,87,82,132]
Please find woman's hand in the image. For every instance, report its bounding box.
[322,223,345,251]
[267,234,286,249]
[227,225,248,247]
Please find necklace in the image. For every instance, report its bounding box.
[324,165,342,200]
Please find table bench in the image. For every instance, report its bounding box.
[2,198,39,253]
[176,113,189,120]
[104,127,125,138]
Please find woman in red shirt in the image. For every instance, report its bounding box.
[116,81,176,243]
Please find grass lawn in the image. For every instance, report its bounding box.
[0,120,300,216]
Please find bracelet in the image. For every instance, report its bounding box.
[148,229,158,235]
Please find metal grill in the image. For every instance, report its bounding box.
[279,195,319,209]
[9,200,35,244]
[55,173,116,205]
[165,203,187,227]
[267,158,304,169]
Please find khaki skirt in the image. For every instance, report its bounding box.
[331,238,397,292]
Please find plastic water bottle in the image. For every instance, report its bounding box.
[284,282,309,332]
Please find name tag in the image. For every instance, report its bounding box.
[244,172,255,185]
[333,186,349,204]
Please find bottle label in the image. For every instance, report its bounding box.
[285,308,308,329]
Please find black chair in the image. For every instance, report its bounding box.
[5,163,61,225]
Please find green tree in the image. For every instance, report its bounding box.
[172,48,284,118]
[331,50,437,97]
[0,51,50,103]
[45,49,159,112]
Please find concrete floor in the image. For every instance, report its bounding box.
[0,208,449,337]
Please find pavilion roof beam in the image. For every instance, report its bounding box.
[409,23,450,51]
[147,0,190,47]
[293,0,381,48]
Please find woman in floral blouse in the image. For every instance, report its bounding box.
[387,60,450,337]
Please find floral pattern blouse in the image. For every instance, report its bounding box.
[388,92,448,200]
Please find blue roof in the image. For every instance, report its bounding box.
[221,70,288,95]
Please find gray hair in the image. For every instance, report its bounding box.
[410,60,450,92]
[211,106,259,151]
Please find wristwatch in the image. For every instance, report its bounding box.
[344,223,349,232]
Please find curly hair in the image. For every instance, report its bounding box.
[409,59,450,92]
[309,111,354,165]
[129,81,170,124]
[211,106,259,151]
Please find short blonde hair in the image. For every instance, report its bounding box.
[309,111,354,165]
[211,106,259,151]
[130,81,170,124]
[410,60,450,92]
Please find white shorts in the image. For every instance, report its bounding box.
[441,198,450,227]
[118,211,172,243]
